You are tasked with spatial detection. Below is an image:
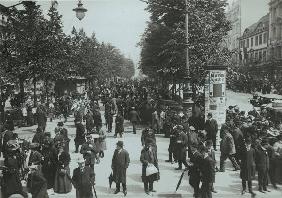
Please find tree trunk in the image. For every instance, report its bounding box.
[45,79,49,103]
[19,78,25,100]
[33,78,37,107]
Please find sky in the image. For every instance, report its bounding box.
[1,0,150,72]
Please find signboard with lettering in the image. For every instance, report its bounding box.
[205,69,227,128]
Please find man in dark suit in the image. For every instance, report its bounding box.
[129,107,140,134]
[112,141,130,196]
[255,139,270,193]
[205,113,218,151]
[1,127,14,157]
[75,120,86,153]
[80,134,99,170]
[199,145,215,198]
[175,125,189,170]
[72,158,95,198]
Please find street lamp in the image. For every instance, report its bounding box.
[73,0,87,21]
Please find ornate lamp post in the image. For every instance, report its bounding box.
[73,0,87,20]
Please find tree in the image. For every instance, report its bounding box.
[139,0,231,87]
[0,1,50,105]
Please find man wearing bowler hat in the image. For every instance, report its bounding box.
[72,157,95,198]
[205,113,218,151]
[111,141,130,196]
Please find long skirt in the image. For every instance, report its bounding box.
[54,167,72,193]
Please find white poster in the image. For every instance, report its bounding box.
[205,69,227,128]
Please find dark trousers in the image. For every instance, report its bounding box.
[132,121,137,134]
[269,159,277,186]
[200,182,212,198]
[108,117,113,132]
[258,168,268,190]
[116,183,126,191]
[242,180,253,192]
[178,150,189,168]
[220,153,240,171]
[144,181,153,192]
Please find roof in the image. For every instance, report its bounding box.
[241,14,269,39]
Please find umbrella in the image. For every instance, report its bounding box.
[108,172,115,188]
[175,169,188,192]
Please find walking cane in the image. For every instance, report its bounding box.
[90,181,98,198]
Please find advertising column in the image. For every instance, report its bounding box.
[205,66,227,128]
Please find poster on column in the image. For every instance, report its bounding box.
[205,69,227,128]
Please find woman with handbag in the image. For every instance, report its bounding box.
[140,141,159,195]
[54,147,72,194]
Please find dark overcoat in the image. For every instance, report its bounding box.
[72,166,95,198]
[175,132,188,160]
[240,147,256,181]
[112,149,130,183]
[115,114,124,134]
[32,132,45,145]
[75,123,86,145]
[80,142,98,165]
[54,151,72,193]
[255,146,269,172]
[27,170,49,198]
[2,156,24,198]
[205,119,218,139]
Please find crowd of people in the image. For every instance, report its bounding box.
[0,79,282,198]
[226,68,282,95]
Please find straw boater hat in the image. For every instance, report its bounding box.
[77,157,85,164]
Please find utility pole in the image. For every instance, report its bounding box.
[185,0,189,75]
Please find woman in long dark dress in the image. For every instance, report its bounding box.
[53,147,72,194]
[41,133,56,189]
[2,144,28,198]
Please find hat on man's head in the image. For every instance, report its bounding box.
[57,122,64,127]
[77,157,85,164]
[116,140,124,147]
[44,132,51,137]
[261,138,269,146]
[36,127,43,133]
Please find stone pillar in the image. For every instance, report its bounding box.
[204,65,227,128]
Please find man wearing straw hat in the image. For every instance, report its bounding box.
[111,141,130,196]
[72,157,95,198]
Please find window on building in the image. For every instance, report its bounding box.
[242,40,245,48]
[255,36,258,46]
[259,34,263,45]
[263,51,266,61]
[255,52,258,60]
[251,37,253,47]
[277,47,281,59]
[247,39,249,48]
[263,33,267,43]
[259,51,262,60]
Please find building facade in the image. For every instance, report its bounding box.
[224,0,241,65]
[238,14,269,65]
[269,0,282,59]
